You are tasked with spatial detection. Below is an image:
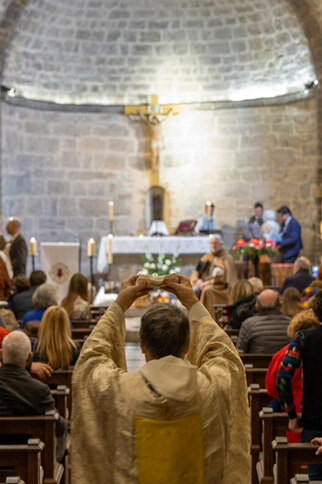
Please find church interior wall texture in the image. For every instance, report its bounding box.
[0,0,321,269]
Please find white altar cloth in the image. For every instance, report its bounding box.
[97,236,211,272]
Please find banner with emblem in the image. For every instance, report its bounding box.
[41,242,80,302]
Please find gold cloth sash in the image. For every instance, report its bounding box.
[135,412,205,484]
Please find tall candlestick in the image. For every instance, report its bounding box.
[108,201,114,221]
[29,237,37,256]
[205,200,212,221]
[107,234,113,265]
[87,238,95,257]
[320,220,322,239]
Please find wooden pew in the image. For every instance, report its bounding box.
[43,370,74,418]
[0,413,64,484]
[240,354,273,368]
[0,439,44,484]
[51,386,70,421]
[71,319,96,329]
[248,386,271,484]
[257,409,290,484]
[245,367,267,387]
[71,327,93,340]
[272,439,322,484]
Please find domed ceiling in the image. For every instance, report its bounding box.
[1,0,316,105]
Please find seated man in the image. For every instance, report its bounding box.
[279,256,314,295]
[72,275,250,483]
[190,235,237,318]
[0,331,67,461]
[236,289,291,353]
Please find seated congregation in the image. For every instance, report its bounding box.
[0,226,321,482]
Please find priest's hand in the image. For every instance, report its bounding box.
[115,275,149,312]
[163,274,199,310]
[30,362,53,381]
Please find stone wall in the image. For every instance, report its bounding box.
[2,0,315,105]
[1,96,320,274]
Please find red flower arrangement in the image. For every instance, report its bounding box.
[231,238,279,258]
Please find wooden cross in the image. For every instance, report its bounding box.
[124,94,181,186]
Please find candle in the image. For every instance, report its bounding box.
[107,233,113,264]
[87,238,95,257]
[108,201,114,221]
[29,237,37,256]
[205,200,212,221]
[320,220,322,238]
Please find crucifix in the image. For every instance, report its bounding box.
[124,94,181,186]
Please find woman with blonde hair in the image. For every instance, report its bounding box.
[61,273,91,320]
[32,305,79,370]
[228,279,256,329]
[281,287,303,318]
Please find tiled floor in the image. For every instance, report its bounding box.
[124,342,146,372]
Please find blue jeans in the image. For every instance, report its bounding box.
[301,428,322,480]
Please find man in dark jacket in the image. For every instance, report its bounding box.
[0,330,67,460]
[6,217,28,276]
[277,206,303,263]
[279,257,314,295]
[236,289,290,353]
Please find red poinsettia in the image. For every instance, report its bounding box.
[236,239,246,246]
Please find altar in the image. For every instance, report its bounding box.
[97,235,212,279]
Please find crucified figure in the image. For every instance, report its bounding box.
[140,110,173,173]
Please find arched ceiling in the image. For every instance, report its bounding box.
[1,0,317,105]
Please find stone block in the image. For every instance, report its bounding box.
[131,45,153,55]
[3,174,30,196]
[58,197,77,216]
[48,180,70,196]
[78,137,106,151]
[139,32,160,42]
[79,198,108,217]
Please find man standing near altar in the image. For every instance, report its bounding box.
[6,217,27,276]
[190,235,237,318]
[276,206,303,263]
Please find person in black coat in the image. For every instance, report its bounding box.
[279,256,315,295]
[0,330,67,461]
[6,217,27,276]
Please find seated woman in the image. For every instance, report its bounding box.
[265,308,319,442]
[21,283,58,336]
[280,287,303,318]
[32,306,79,369]
[61,273,91,320]
[227,279,256,329]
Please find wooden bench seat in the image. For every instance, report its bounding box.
[0,413,63,484]
[71,319,97,329]
[257,409,291,484]
[43,370,74,418]
[0,439,44,484]
[51,386,70,421]
[272,440,322,484]
[246,367,267,387]
[240,353,273,368]
[248,386,271,484]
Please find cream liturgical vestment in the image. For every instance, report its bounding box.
[72,302,250,484]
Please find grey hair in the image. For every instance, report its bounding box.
[2,330,31,366]
[32,283,58,309]
[210,234,223,242]
[294,256,311,273]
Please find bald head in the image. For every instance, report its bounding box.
[6,217,21,236]
[256,289,279,311]
[1,331,32,367]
